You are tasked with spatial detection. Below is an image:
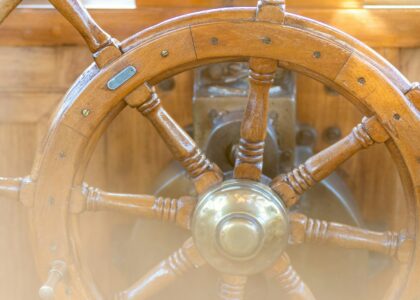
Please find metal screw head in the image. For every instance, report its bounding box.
[211,37,219,45]
[313,51,321,59]
[296,128,316,146]
[324,126,342,143]
[393,113,401,120]
[358,77,366,85]
[157,78,176,91]
[279,150,292,164]
[160,49,169,57]
[261,36,272,45]
[81,108,90,117]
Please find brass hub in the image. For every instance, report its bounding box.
[192,179,289,275]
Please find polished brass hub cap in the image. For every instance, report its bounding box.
[192,179,289,275]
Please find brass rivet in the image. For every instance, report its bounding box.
[81,108,90,117]
[358,77,366,85]
[262,37,272,45]
[313,51,321,59]
[161,50,169,57]
[211,37,219,45]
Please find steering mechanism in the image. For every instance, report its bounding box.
[0,0,419,299]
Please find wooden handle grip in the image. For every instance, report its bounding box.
[49,0,110,52]
[38,261,67,300]
[48,0,121,66]
[0,0,21,24]
[271,116,389,206]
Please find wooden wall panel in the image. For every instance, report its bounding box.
[0,7,419,48]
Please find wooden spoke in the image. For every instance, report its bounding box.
[70,184,195,229]
[0,177,23,200]
[265,253,316,300]
[289,213,412,263]
[48,0,121,67]
[271,116,389,206]
[233,57,277,181]
[0,0,21,24]
[115,238,205,300]
[219,274,247,300]
[134,87,223,194]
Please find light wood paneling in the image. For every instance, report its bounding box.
[0,7,419,48]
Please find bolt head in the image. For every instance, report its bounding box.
[358,77,366,85]
[81,109,90,117]
[261,36,272,45]
[324,126,342,143]
[211,37,219,45]
[160,49,169,57]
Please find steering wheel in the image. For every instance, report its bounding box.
[1,0,419,299]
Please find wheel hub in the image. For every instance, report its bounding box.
[192,179,289,275]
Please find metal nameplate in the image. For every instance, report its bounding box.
[107,65,137,90]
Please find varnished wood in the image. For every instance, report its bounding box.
[70,183,195,229]
[406,83,420,110]
[265,253,316,299]
[16,5,420,300]
[219,274,247,300]
[0,0,20,24]
[116,238,205,300]
[0,176,22,200]
[132,86,223,194]
[48,0,121,66]
[234,57,277,181]
[271,116,390,207]
[1,8,420,48]
[289,213,412,263]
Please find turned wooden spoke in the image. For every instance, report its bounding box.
[289,213,412,262]
[0,177,22,200]
[265,253,316,300]
[0,176,33,203]
[48,0,121,66]
[271,116,389,206]
[135,87,223,194]
[115,238,205,300]
[71,184,195,229]
[219,274,247,300]
[233,57,277,181]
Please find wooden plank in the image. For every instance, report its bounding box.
[0,93,61,123]
[0,46,91,92]
[366,0,420,5]
[400,48,420,82]
[136,0,363,8]
[0,8,419,48]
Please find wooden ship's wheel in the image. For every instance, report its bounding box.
[0,0,419,299]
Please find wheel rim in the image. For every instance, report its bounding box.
[28,6,420,300]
